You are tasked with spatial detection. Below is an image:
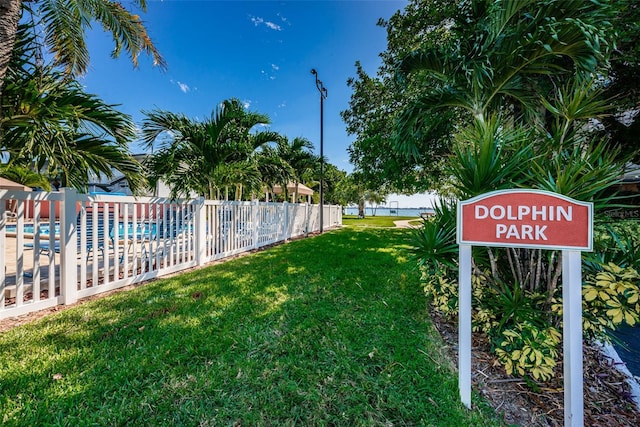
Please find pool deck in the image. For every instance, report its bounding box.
[3,236,60,298]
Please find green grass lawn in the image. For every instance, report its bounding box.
[342,214,421,227]
[0,228,500,426]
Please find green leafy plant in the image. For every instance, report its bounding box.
[582,263,640,338]
[409,199,458,273]
[421,273,458,318]
[494,321,561,382]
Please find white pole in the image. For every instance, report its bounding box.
[194,197,206,266]
[60,188,78,305]
[459,244,472,408]
[562,250,584,427]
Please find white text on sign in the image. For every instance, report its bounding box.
[475,204,573,241]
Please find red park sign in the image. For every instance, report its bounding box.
[457,189,593,251]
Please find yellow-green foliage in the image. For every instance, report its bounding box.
[472,307,498,333]
[582,262,640,338]
[421,272,458,317]
[471,273,498,332]
[494,321,561,381]
[420,261,640,382]
[422,271,499,332]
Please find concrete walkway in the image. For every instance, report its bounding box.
[393,219,419,228]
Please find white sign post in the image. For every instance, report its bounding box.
[458,244,473,409]
[456,190,592,427]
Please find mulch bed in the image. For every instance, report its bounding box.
[430,310,640,426]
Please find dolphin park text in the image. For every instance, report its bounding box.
[474,204,573,241]
[457,190,592,251]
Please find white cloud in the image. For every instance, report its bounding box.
[271,64,280,71]
[261,69,277,81]
[278,101,286,108]
[242,99,252,109]
[170,78,190,93]
[177,81,190,93]
[249,15,281,31]
[265,21,281,31]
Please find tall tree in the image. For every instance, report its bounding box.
[320,162,347,205]
[366,190,386,216]
[342,1,462,193]
[142,99,281,199]
[401,0,629,382]
[342,0,632,193]
[254,145,294,200]
[334,173,382,218]
[275,136,317,201]
[1,24,144,192]
[0,0,165,99]
[598,0,640,162]
[0,0,21,98]
[395,0,613,147]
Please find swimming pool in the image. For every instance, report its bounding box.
[5,223,60,237]
[5,221,182,239]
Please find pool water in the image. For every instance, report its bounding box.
[5,222,148,238]
[612,326,640,378]
[6,221,182,239]
[5,223,60,236]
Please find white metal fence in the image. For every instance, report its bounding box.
[0,189,342,320]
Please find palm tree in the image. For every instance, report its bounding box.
[0,164,51,190]
[142,99,281,200]
[0,0,165,100]
[365,190,386,216]
[255,144,294,200]
[0,0,22,98]
[275,137,318,202]
[1,24,144,192]
[335,173,372,218]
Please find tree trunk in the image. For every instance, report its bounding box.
[0,0,22,112]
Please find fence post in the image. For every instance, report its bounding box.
[304,203,309,236]
[282,202,288,241]
[60,188,78,305]
[194,197,206,266]
[252,200,260,249]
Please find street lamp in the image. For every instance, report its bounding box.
[311,68,327,233]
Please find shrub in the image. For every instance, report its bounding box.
[494,321,561,381]
[414,215,640,382]
[421,273,458,318]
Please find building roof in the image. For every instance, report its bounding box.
[0,177,31,191]
[271,182,314,196]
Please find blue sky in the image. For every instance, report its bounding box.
[80,0,404,166]
[79,0,436,207]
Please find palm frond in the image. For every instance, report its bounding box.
[38,0,165,76]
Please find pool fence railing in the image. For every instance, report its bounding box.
[0,189,342,320]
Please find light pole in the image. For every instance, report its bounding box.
[311,68,327,233]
